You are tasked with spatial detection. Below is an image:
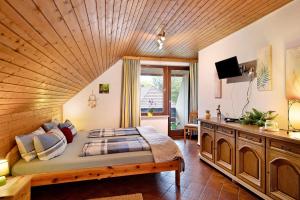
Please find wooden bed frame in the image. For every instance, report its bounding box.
[5,146,181,187]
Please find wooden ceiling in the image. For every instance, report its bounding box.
[0,0,291,115]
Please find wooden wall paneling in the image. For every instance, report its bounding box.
[0,106,62,157]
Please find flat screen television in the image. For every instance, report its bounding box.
[215,56,242,79]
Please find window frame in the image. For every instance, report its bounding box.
[140,65,189,116]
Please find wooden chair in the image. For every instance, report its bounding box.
[184,112,198,143]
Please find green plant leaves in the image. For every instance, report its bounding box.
[239,108,278,127]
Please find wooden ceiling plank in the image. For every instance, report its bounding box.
[110,0,128,66]
[134,0,188,57]
[32,0,97,79]
[0,91,71,99]
[0,5,89,85]
[3,0,94,82]
[172,0,287,55]
[146,0,218,56]
[122,0,156,57]
[0,12,88,86]
[58,0,100,76]
[117,0,145,58]
[105,0,114,69]
[110,0,128,65]
[196,0,290,49]
[0,22,84,90]
[84,0,104,75]
[162,0,241,55]
[96,0,108,73]
[0,43,80,92]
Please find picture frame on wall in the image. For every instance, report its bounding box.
[214,71,222,98]
[257,45,272,91]
[286,46,300,99]
[99,84,109,94]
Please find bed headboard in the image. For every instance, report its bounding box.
[5,145,21,173]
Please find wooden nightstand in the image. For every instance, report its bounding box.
[0,176,31,200]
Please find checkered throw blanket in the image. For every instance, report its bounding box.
[88,128,139,138]
[80,136,150,157]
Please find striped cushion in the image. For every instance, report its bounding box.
[58,120,77,136]
[42,122,58,132]
[15,127,46,162]
[33,128,67,161]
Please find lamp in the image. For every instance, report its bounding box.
[88,90,97,108]
[157,31,166,50]
[0,159,9,186]
[288,99,300,131]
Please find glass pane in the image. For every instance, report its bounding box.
[140,68,164,114]
[170,70,189,130]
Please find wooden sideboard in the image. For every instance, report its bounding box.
[199,118,300,200]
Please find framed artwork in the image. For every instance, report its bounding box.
[99,84,109,94]
[257,45,272,91]
[286,46,300,99]
[214,71,222,98]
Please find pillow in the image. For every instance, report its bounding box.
[58,120,77,136]
[51,119,60,126]
[33,128,67,161]
[15,127,45,162]
[42,122,58,132]
[60,127,73,143]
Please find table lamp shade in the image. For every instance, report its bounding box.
[289,100,300,130]
[0,160,9,176]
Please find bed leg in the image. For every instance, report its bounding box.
[175,170,180,187]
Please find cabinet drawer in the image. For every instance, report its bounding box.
[201,122,215,131]
[269,139,300,155]
[216,126,235,137]
[237,131,264,145]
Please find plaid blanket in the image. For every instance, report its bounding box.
[80,136,150,157]
[88,128,139,138]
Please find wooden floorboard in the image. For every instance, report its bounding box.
[31,139,260,200]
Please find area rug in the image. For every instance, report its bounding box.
[89,193,143,200]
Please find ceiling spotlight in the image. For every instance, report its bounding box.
[157,31,166,50]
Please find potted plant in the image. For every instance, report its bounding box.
[240,108,278,127]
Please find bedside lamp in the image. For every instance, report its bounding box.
[0,159,9,186]
[288,100,300,131]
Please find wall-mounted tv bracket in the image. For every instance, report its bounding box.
[227,60,257,83]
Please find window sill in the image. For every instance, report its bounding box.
[141,115,169,120]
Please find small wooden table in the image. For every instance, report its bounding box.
[0,176,31,200]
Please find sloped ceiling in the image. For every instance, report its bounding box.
[0,0,291,115]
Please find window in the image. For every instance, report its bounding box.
[140,67,164,114]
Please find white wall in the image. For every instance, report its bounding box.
[64,60,123,130]
[198,1,300,129]
[63,59,189,131]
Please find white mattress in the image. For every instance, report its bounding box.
[12,131,154,176]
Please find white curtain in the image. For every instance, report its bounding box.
[189,62,198,112]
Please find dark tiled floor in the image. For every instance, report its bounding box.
[32,139,260,200]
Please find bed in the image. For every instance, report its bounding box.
[6,126,183,187]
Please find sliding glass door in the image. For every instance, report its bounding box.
[140,66,189,137]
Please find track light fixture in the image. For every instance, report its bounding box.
[157,31,165,49]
